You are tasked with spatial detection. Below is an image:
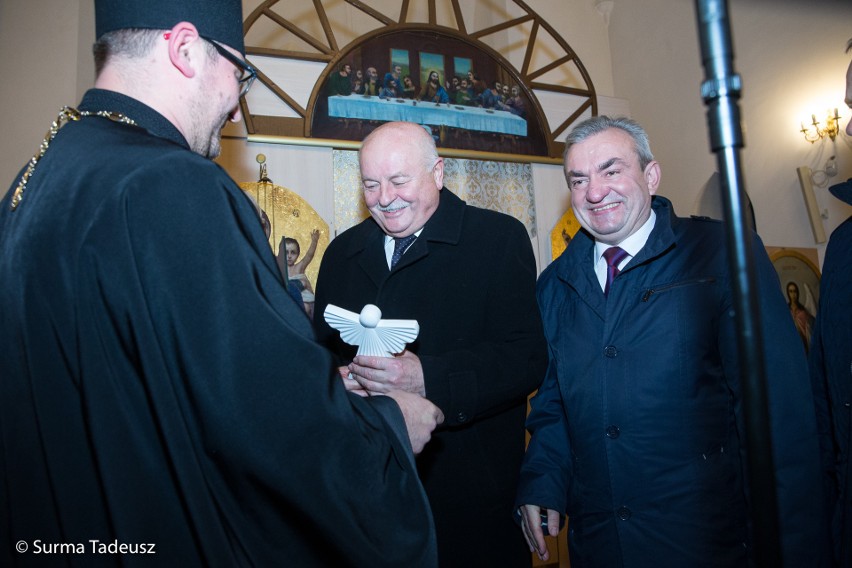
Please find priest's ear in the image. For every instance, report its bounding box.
[164,22,202,79]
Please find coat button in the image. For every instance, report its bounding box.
[604,345,618,358]
[606,425,620,439]
[456,412,469,423]
[617,506,631,520]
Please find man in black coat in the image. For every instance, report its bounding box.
[0,2,443,566]
[314,121,548,567]
[809,37,852,568]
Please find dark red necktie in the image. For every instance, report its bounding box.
[603,246,629,297]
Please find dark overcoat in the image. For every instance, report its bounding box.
[810,180,852,568]
[314,189,548,567]
[0,89,436,567]
[517,196,830,567]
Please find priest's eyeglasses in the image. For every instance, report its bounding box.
[204,38,258,97]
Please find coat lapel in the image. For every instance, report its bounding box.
[352,226,390,288]
[553,197,678,320]
[557,230,607,320]
[383,188,464,273]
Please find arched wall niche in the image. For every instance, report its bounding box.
[238,0,597,161]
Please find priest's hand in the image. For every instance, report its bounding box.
[385,390,444,454]
[339,365,369,395]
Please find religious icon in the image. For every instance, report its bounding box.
[768,247,820,354]
[551,207,583,260]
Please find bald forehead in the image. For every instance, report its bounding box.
[363,123,432,153]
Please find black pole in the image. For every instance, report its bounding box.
[693,1,781,565]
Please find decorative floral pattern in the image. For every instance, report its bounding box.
[332,150,536,237]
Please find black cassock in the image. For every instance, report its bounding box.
[0,89,436,567]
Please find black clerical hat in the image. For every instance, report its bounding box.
[95,0,245,55]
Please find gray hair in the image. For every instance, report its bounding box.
[563,115,655,171]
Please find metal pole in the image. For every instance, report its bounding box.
[693,1,781,565]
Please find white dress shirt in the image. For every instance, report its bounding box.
[593,210,656,292]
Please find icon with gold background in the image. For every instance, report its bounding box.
[239,154,329,294]
[550,207,582,260]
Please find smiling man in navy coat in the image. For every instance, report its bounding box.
[516,116,829,567]
[314,121,548,567]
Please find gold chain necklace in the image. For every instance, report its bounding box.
[10,106,138,210]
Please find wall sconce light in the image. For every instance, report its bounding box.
[800,109,842,143]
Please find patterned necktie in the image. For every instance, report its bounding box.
[391,234,417,268]
[603,246,629,297]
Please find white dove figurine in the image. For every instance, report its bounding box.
[323,304,419,357]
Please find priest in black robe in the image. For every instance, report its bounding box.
[0,1,442,566]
